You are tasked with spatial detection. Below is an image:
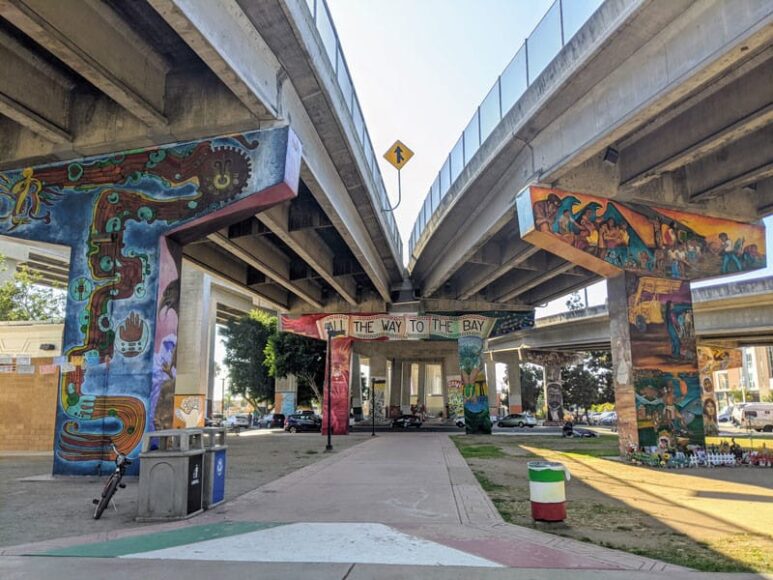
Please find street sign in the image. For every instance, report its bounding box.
[383,140,414,170]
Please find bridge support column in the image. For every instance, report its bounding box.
[697,346,742,436]
[543,363,566,425]
[350,354,362,420]
[443,352,460,420]
[275,374,298,417]
[368,355,387,421]
[389,359,402,418]
[608,273,703,454]
[459,336,492,434]
[322,337,352,435]
[174,265,216,428]
[485,358,498,419]
[400,361,412,414]
[505,356,523,414]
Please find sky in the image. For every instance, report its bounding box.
[325,0,773,317]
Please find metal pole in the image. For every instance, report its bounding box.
[371,378,376,437]
[325,326,333,451]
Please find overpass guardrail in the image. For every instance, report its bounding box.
[302,0,403,265]
[408,0,603,258]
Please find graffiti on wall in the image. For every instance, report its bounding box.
[518,186,766,280]
[173,395,205,429]
[446,375,463,419]
[458,336,491,434]
[625,275,704,446]
[364,377,386,421]
[0,128,301,475]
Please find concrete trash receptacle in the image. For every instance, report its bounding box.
[527,460,570,521]
[202,427,227,509]
[137,429,204,521]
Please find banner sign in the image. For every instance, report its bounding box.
[281,311,533,341]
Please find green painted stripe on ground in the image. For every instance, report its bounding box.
[527,468,565,482]
[33,522,281,558]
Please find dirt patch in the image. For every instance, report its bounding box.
[0,431,369,548]
[453,434,773,572]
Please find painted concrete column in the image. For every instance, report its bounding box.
[0,127,300,476]
[417,362,426,411]
[275,374,298,417]
[174,265,215,428]
[444,352,460,420]
[322,337,353,435]
[389,359,402,418]
[485,358,498,419]
[697,346,742,437]
[458,336,492,434]
[543,363,565,425]
[350,353,362,419]
[506,355,523,414]
[368,355,387,421]
[400,361,412,414]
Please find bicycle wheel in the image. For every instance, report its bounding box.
[94,473,119,520]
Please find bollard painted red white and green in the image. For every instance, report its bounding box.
[527,461,570,522]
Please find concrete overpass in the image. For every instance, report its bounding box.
[487,277,773,357]
[0,0,403,313]
[408,0,773,308]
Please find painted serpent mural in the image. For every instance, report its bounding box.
[0,128,300,475]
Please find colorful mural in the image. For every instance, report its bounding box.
[446,375,463,419]
[0,128,301,475]
[363,377,386,421]
[458,336,491,434]
[323,337,353,435]
[518,186,766,280]
[274,391,296,417]
[173,394,205,429]
[624,275,704,446]
[518,351,580,425]
[697,346,742,436]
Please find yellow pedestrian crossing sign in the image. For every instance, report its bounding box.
[383,140,414,171]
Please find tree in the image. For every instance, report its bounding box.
[562,350,614,421]
[519,363,543,412]
[220,310,276,410]
[0,256,66,322]
[264,331,326,405]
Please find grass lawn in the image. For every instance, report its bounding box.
[453,434,773,573]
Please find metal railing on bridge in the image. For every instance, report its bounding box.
[302,0,403,265]
[408,0,604,258]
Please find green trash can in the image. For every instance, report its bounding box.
[137,429,204,521]
[527,461,570,522]
[202,427,227,509]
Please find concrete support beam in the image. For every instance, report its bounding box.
[488,260,576,303]
[0,28,73,143]
[0,0,169,126]
[256,203,358,305]
[400,361,412,414]
[208,231,323,309]
[388,359,402,417]
[485,358,498,418]
[505,356,522,414]
[350,353,362,410]
[147,0,279,120]
[176,266,216,401]
[457,241,540,300]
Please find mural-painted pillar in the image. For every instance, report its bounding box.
[368,355,387,421]
[444,352,462,420]
[697,346,742,437]
[543,364,565,425]
[518,185,766,454]
[0,128,301,475]
[322,337,352,435]
[274,374,298,417]
[608,273,703,452]
[458,336,492,434]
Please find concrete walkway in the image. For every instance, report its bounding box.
[1,433,736,578]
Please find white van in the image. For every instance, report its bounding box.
[741,403,773,432]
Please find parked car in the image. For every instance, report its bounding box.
[731,404,748,426]
[257,413,286,429]
[497,413,537,428]
[717,406,733,423]
[453,415,465,429]
[391,415,422,429]
[225,414,251,429]
[284,413,321,433]
[205,414,224,427]
[741,403,773,432]
[598,411,617,426]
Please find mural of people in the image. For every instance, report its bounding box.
[458,336,492,434]
[703,399,719,436]
[546,382,564,423]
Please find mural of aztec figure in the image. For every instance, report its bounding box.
[518,186,766,281]
[0,128,301,475]
[278,312,534,435]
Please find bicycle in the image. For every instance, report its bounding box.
[92,443,131,520]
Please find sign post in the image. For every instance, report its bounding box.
[382,140,414,212]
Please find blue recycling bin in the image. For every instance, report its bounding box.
[202,427,227,509]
